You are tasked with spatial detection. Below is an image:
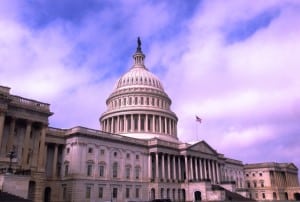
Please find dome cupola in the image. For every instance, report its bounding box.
[100,38,178,142]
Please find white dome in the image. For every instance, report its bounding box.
[100,38,178,141]
[115,67,164,91]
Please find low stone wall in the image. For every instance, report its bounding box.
[0,173,30,199]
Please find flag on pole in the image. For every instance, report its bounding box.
[195,115,202,123]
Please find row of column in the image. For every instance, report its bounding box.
[148,153,220,184]
[102,114,177,136]
[0,114,47,171]
[273,171,299,187]
[45,143,61,178]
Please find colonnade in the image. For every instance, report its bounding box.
[45,143,62,178]
[0,114,47,171]
[102,114,177,136]
[272,171,299,187]
[148,153,221,184]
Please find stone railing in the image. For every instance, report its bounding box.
[10,95,50,111]
[148,138,179,148]
[48,127,67,135]
[66,126,148,145]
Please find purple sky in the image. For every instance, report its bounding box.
[1,1,300,177]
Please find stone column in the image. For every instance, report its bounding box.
[195,158,199,181]
[208,159,212,181]
[111,117,115,133]
[38,124,47,171]
[199,158,203,180]
[159,116,162,133]
[203,159,207,179]
[173,156,176,180]
[116,116,120,133]
[148,153,152,180]
[145,114,148,132]
[162,153,165,180]
[131,114,134,132]
[216,162,220,183]
[22,121,32,168]
[178,157,182,181]
[52,144,58,178]
[190,157,194,180]
[212,161,216,183]
[138,114,141,132]
[125,115,128,132]
[164,117,167,134]
[185,156,188,181]
[167,154,171,180]
[0,111,6,150]
[7,117,16,152]
[169,119,172,135]
[156,153,159,181]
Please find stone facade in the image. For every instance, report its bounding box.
[244,162,300,201]
[0,40,299,202]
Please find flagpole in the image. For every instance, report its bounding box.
[196,120,199,140]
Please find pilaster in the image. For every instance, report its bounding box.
[52,144,58,178]
[7,117,16,152]
[21,120,32,168]
[38,124,47,171]
[0,111,6,150]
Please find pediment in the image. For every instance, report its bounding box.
[287,163,298,170]
[188,140,217,155]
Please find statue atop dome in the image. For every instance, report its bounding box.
[137,37,142,52]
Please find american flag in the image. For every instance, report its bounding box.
[195,116,202,123]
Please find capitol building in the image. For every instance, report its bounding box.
[0,39,299,202]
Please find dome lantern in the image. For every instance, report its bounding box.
[133,37,146,68]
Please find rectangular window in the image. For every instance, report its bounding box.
[126,167,130,179]
[99,165,104,177]
[135,188,140,198]
[113,188,118,198]
[86,187,91,199]
[100,149,105,155]
[126,188,130,198]
[113,163,118,178]
[87,165,92,176]
[98,187,103,198]
[88,147,93,153]
[135,167,140,179]
[262,193,266,199]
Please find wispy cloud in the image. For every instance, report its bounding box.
[1,0,300,176]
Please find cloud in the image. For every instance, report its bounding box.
[154,0,300,172]
[1,0,300,177]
